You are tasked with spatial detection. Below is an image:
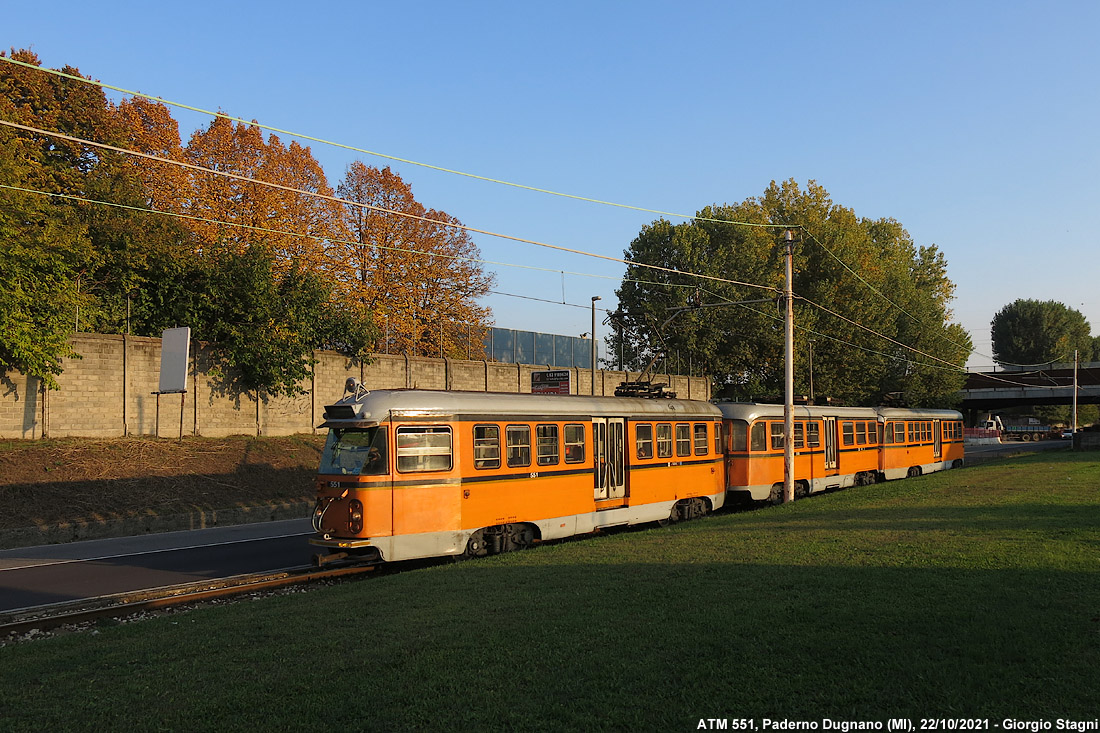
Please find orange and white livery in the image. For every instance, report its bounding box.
[717,402,964,503]
[311,383,725,564]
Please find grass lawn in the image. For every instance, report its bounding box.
[1,451,1097,731]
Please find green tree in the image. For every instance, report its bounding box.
[612,180,971,406]
[0,50,104,385]
[991,299,1094,366]
[194,245,375,397]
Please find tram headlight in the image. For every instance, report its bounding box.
[348,499,364,534]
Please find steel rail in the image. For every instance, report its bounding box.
[0,563,377,638]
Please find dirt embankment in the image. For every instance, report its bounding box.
[0,435,326,532]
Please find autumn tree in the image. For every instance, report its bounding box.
[612,180,971,406]
[114,96,189,214]
[335,163,493,356]
[990,299,1094,366]
[182,117,344,273]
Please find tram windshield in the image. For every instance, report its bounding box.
[319,426,388,476]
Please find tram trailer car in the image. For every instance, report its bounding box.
[718,403,965,503]
[310,382,726,564]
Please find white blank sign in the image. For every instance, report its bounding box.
[159,327,191,393]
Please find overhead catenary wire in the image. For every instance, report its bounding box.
[3,55,997,371]
[0,55,782,232]
[3,181,962,377]
[2,55,1018,371]
[796,226,978,356]
[0,61,984,375]
[0,119,780,296]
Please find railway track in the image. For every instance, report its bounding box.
[0,563,377,639]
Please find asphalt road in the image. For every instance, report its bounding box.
[962,437,1069,465]
[0,518,314,614]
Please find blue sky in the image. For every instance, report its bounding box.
[6,0,1099,370]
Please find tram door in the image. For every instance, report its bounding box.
[823,417,839,473]
[593,417,626,501]
[934,421,943,459]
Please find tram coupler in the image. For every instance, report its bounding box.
[313,551,350,567]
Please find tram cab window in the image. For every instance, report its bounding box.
[564,424,585,463]
[656,423,673,458]
[506,425,532,468]
[536,424,559,466]
[636,423,654,459]
[728,420,748,452]
[320,426,388,476]
[675,424,691,456]
[750,422,767,452]
[473,425,500,469]
[396,426,451,473]
[694,423,709,455]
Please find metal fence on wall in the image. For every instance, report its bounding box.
[377,321,595,370]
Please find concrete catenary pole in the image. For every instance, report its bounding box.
[783,229,796,504]
[591,296,602,394]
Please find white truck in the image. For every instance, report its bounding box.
[978,415,1059,442]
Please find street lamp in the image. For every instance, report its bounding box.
[591,296,602,395]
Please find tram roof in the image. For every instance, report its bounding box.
[321,388,722,428]
[715,402,963,422]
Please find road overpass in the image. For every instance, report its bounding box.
[960,361,1100,411]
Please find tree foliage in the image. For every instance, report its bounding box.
[1,50,488,395]
[612,180,971,407]
[990,299,1094,366]
[335,163,494,356]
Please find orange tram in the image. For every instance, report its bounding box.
[310,381,964,565]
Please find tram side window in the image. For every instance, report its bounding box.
[807,421,821,448]
[842,421,855,446]
[536,424,559,466]
[923,422,932,442]
[907,422,917,443]
[473,425,500,469]
[793,421,805,449]
[714,421,723,454]
[506,425,531,468]
[675,423,691,456]
[396,426,452,473]
[750,422,768,451]
[694,423,709,455]
[729,420,748,452]
[656,423,673,458]
[636,423,654,459]
[855,422,867,445]
[564,424,585,463]
[770,422,784,450]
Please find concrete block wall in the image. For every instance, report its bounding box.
[0,333,712,439]
[0,370,43,439]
